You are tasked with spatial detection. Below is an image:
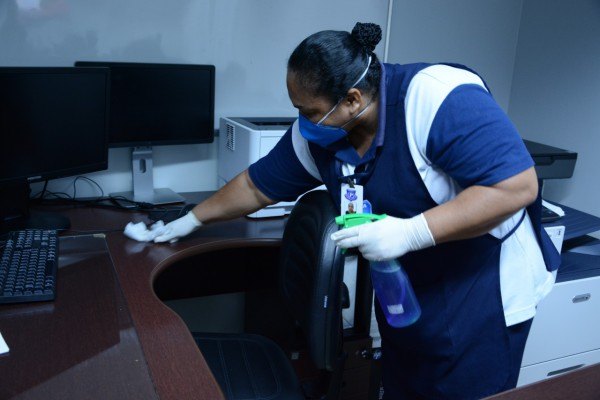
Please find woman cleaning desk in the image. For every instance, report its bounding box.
[151,22,560,399]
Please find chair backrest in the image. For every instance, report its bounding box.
[278,190,344,371]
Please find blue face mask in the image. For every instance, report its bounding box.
[298,56,372,149]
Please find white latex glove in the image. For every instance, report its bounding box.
[153,212,202,243]
[330,214,435,261]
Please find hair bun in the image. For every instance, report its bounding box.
[351,22,382,53]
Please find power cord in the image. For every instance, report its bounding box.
[73,176,104,200]
[31,176,175,214]
[27,175,197,227]
[30,180,49,200]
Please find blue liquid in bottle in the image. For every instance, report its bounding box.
[370,260,421,327]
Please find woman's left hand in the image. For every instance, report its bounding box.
[330,214,435,261]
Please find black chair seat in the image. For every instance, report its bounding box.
[193,332,304,400]
[191,191,345,399]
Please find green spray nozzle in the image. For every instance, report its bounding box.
[335,213,387,228]
[335,213,387,254]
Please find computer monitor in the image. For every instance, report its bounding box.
[0,67,110,232]
[74,61,215,205]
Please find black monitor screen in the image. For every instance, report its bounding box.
[75,62,215,147]
[0,68,109,184]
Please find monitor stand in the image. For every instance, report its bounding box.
[110,146,185,206]
[0,180,70,234]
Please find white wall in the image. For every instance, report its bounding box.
[508,0,600,216]
[0,0,389,197]
[386,0,523,111]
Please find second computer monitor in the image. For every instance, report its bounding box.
[75,61,215,147]
[74,61,215,205]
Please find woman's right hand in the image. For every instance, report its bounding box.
[154,211,202,243]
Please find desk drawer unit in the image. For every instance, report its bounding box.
[518,348,600,386]
[521,276,600,367]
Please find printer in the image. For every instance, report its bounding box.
[524,139,578,224]
[523,139,577,180]
[218,117,297,218]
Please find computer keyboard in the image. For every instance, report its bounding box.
[0,229,58,304]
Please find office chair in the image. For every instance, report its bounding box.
[192,190,346,400]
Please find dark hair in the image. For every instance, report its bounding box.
[288,22,382,104]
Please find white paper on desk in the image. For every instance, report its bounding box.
[0,332,9,354]
[542,199,565,217]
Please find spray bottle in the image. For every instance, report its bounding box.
[335,213,421,328]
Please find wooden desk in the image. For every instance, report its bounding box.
[1,192,600,399]
[0,234,159,399]
[104,210,286,400]
[1,192,287,399]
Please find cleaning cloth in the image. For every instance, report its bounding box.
[124,221,168,242]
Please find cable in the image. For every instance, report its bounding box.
[37,193,172,215]
[31,180,49,200]
[28,175,179,215]
[73,176,104,200]
[32,176,105,203]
